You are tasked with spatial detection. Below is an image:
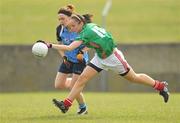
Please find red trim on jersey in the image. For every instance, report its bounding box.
[114,51,128,71]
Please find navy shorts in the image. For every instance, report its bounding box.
[59,61,86,75]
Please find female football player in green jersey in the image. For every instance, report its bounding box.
[45,14,169,113]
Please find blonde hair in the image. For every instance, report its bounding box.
[58,4,75,16]
[66,4,75,12]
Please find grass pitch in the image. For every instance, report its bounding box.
[0,92,180,123]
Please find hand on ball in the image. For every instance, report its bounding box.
[36,40,52,48]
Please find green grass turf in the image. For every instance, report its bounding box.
[0,92,180,123]
[0,0,180,44]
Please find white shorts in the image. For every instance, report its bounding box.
[89,48,130,75]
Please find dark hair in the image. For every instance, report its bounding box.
[82,14,93,23]
[71,14,93,24]
[57,4,75,17]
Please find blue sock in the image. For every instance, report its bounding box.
[79,103,86,109]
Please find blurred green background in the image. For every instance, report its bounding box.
[0,0,180,44]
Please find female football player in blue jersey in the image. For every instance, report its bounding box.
[52,5,92,115]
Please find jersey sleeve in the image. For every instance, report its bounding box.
[75,30,89,44]
[56,25,63,42]
[75,34,83,41]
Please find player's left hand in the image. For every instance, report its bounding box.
[76,50,85,63]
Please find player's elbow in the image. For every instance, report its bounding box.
[66,46,74,51]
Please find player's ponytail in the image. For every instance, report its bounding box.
[66,4,75,12]
[57,4,75,17]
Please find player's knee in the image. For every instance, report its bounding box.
[79,74,88,81]
[76,74,88,86]
[68,84,74,89]
[128,73,139,82]
[54,82,66,89]
[136,73,145,79]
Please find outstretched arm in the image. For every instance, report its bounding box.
[51,40,83,51]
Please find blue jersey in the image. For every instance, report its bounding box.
[56,25,89,63]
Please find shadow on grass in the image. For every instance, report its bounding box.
[21,114,103,121]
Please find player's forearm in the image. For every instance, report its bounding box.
[51,41,83,51]
[52,44,72,51]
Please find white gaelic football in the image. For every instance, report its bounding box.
[32,42,48,58]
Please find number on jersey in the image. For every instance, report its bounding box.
[92,26,106,38]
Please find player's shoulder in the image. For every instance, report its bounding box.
[83,23,97,32]
[81,23,96,35]
[86,23,96,28]
[56,25,64,31]
[56,25,64,41]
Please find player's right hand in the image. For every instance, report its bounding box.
[36,40,52,48]
[63,56,71,68]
